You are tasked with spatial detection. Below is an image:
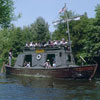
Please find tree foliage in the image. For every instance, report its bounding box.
[0,3,100,66]
[30,17,50,42]
[0,0,14,28]
[52,10,78,40]
[53,4,100,64]
[0,17,50,64]
[95,4,100,25]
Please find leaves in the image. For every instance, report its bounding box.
[52,5,100,64]
[0,0,14,28]
[30,17,50,42]
[0,17,50,62]
[0,2,100,65]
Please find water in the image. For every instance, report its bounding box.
[0,73,100,100]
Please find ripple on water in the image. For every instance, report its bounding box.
[0,74,100,100]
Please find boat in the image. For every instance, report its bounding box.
[5,44,97,80]
[5,4,97,80]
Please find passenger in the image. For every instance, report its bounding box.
[50,41,54,46]
[24,61,27,67]
[53,61,56,67]
[36,42,40,47]
[44,42,49,47]
[42,41,46,47]
[44,59,51,69]
[54,40,58,46]
[44,61,48,68]
[8,50,12,66]
[26,62,30,67]
[25,43,29,47]
[24,39,69,49]
[29,42,33,47]
[57,40,61,46]
[32,42,35,47]
[35,42,38,47]
[60,40,63,45]
[63,40,68,46]
[48,40,51,45]
[47,60,51,68]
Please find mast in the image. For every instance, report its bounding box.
[64,4,71,51]
[64,3,75,64]
[52,3,75,64]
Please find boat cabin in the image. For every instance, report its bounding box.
[14,46,75,68]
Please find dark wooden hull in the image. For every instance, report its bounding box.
[5,65,97,80]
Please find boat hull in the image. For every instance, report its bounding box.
[5,65,97,79]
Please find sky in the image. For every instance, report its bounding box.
[13,0,100,32]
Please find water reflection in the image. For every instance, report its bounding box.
[0,73,100,100]
[6,75,97,89]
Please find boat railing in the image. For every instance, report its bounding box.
[23,44,70,51]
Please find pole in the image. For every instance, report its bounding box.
[1,62,5,73]
[64,3,75,64]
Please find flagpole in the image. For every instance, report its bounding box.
[64,3,75,64]
[52,3,75,64]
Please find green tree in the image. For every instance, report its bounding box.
[52,10,78,40]
[95,4,100,25]
[31,17,50,42]
[22,26,33,43]
[52,8,100,64]
[0,0,14,28]
[70,13,90,62]
[8,26,25,57]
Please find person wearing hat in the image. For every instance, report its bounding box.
[44,59,51,69]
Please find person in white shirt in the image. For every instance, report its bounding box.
[8,50,12,66]
[53,61,56,67]
[27,62,30,67]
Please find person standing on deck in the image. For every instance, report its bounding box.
[8,50,12,66]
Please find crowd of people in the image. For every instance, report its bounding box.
[23,38,69,68]
[25,38,68,48]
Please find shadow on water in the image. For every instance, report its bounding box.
[1,73,100,100]
[5,75,97,89]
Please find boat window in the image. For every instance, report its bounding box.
[68,54,71,62]
[46,54,55,66]
[23,55,32,67]
[59,52,62,57]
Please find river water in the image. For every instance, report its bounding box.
[0,73,100,100]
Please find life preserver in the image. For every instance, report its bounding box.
[36,54,41,60]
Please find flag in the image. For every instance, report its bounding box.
[52,16,81,25]
[59,6,66,14]
[73,16,80,21]
[52,19,62,25]
[68,16,81,21]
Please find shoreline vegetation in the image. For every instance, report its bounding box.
[0,58,3,70]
